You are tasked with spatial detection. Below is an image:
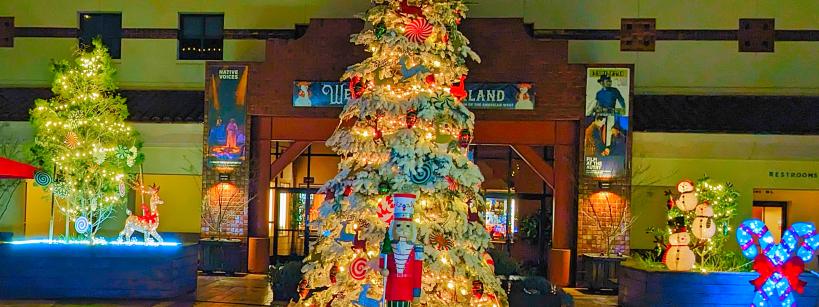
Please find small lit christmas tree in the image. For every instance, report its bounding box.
[30,40,142,241]
[661,176,740,272]
[297,1,505,306]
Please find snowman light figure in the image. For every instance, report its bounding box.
[674,179,698,211]
[691,201,716,240]
[664,217,695,271]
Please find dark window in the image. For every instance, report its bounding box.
[179,14,223,60]
[79,13,122,59]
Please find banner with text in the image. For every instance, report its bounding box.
[207,66,249,167]
[583,67,630,179]
[293,81,535,110]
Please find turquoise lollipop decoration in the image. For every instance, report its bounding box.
[409,162,434,184]
[34,170,52,186]
[74,216,90,234]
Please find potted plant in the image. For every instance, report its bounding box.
[199,182,252,275]
[487,248,569,306]
[580,191,637,292]
[269,261,304,302]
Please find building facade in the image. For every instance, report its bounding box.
[1,0,817,286]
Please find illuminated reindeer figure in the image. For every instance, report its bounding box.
[118,184,163,243]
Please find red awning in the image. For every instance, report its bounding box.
[0,157,36,179]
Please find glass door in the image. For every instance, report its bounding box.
[273,187,319,262]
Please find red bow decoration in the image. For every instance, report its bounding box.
[751,255,806,294]
[349,76,366,99]
[137,204,158,224]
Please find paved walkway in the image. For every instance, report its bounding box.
[0,275,618,307]
[563,288,618,307]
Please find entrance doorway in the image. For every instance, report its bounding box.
[270,187,320,262]
[752,201,787,243]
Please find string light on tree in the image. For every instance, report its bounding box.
[297,0,503,306]
[29,39,142,242]
[657,177,740,272]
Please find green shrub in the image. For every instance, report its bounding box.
[269,261,304,301]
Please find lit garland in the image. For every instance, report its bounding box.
[29,39,142,241]
[297,0,504,306]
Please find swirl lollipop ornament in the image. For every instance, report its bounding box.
[349,257,369,280]
[34,170,52,187]
[74,216,90,234]
[408,162,434,185]
[736,219,819,307]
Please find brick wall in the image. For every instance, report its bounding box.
[577,179,631,256]
[247,18,585,122]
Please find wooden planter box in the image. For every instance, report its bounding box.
[199,239,243,274]
[619,265,819,306]
[0,242,197,299]
[581,254,624,291]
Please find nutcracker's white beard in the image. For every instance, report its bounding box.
[394,238,413,275]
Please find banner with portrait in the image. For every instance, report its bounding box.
[206,65,249,168]
[583,68,630,178]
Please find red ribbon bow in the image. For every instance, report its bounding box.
[751,255,806,294]
[137,203,158,224]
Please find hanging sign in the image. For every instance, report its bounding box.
[206,65,249,168]
[293,81,535,110]
[583,67,630,179]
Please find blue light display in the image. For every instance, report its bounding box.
[9,239,180,247]
[736,219,818,307]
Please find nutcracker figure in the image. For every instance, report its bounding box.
[380,193,423,306]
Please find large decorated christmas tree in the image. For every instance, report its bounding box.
[298,0,505,306]
[30,40,142,241]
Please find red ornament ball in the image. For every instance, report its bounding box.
[405,18,433,43]
[424,74,435,85]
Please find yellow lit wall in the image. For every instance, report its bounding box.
[142,174,202,233]
[630,133,819,253]
[0,121,204,239]
[24,180,65,238]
